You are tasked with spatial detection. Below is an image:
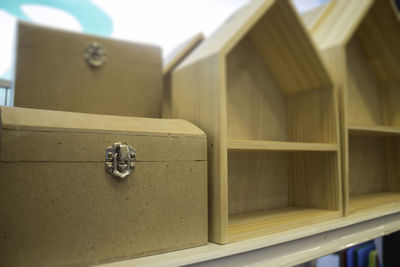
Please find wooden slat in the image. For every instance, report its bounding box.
[163,33,204,75]
[349,192,400,214]
[228,207,339,242]
[228,140,337,151]
[348,124,400,136]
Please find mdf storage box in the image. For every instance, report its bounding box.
[13,21,162,118]
[302,0,400,217]
[162,33,204,118]
[172,0,342,244]
[0,106,207,267]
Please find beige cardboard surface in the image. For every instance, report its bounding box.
[0,107,208,267]
[0,162,207,267]
[13,21,162,118]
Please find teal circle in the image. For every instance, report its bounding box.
[0,0,113,36]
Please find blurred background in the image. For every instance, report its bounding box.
[0,0,329,81]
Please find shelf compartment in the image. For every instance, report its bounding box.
[228,150,340,241]
[348,135,400,215]
[228,207,339,242]
[172,0,340,244]
[226,26,336,144]
[349,193,400,214]
[228,139,338,152]
[348,124,400,136]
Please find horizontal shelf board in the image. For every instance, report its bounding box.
[348,124,400,136]
[228,207,339,242]
[97,211,400,267]
[228,139,338,152]
[349,192,400,214]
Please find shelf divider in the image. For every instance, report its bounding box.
[228,139,337,152]
[348,124,400,136]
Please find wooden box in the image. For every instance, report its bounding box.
[172,0,342,244]
[0,106,207,267]
[302,0,400,217]
[13,21,162,118]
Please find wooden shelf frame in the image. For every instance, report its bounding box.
[172,0,342,244]
[348,124,400,136]
[228,139,338,151]
[302,0,400,216]
[97,210,400,267]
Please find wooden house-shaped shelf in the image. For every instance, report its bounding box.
[172,0,341,244]
[302,0,400,217]
[162,33,204,118]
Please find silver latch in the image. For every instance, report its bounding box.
[105,142,136,179]
[84,41,106,68]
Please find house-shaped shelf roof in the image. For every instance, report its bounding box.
[303,0,400,81]
[177,0,333,95]
[163,33,204,76]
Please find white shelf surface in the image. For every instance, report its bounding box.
[97,208,400,267]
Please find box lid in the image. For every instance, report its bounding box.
[0,106,206,163]
[17,21,161,65]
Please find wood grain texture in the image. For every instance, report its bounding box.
[302,0,400,216]
[172,55,228,243]
[228,151,289,215]
[228,140,338,152]
[14,21,162,118]
[302,0,374,49]
[349,135,386,196]
[286,88,337,143]
[176,0,275,70]
[301,0,336,33]
[226,36,287,141]
[289,151,339,210]
[247,0,331,95]
[162,33,204,118]
[346,37,382,126]
[349,124,400,136]
[0,107,207,267]
[172,0,340,244]
[349,192,400,214]
[228,207,339,243]
[163,33,204,76]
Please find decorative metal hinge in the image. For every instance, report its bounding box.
[84,41,106,68]
[105,142,136,179]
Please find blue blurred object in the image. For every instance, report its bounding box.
[356,242,375,267]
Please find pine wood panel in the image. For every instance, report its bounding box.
[346,37,382,126]
[247,0,331,95]
[172,55,229,243]
[228,207,339,243]
[162,33,204,118]
[349,192,400,214]
[289,152,339,210]
[302,0,400,217]
[228,140,337,152]
[286,88,337,143]
[349,124,400,136]
[228,151,288,215]
[226,36,287,141]
[349,136,386,196]
[172,0,340,244]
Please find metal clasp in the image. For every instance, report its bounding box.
[105,142,136,179]
[84,41,106,68]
